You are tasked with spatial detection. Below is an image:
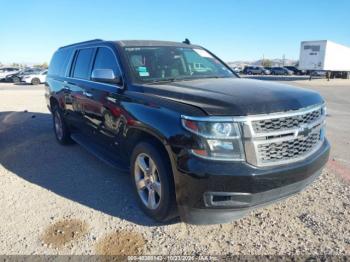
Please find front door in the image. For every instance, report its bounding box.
[80,46,125,150]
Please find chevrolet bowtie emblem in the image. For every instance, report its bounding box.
[298,125,312,137]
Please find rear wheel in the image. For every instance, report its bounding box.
[131,141,177,222]
[12,76,20,83]
[52,105,72,145]
[31,78,40,85]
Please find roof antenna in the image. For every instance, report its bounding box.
[183,38,191,45]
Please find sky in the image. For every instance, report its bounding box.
[1,0,350,64]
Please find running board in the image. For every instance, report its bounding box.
[70,133,129,173]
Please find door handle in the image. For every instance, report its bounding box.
[83,91,93,98]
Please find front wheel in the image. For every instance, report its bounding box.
[131,141,177,222]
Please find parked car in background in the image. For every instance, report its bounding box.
[311,71,327,77]
[21,70,47,85]
[270,67,293,75]
[45,39,329,224]
[6,68,43,83]
[243,66,270,75]
[231,67,242,74]
[0,67,20,81]
[284,66,307,75]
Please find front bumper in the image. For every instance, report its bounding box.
[173,139,330,224]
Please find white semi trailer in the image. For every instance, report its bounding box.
[298,40,350,78]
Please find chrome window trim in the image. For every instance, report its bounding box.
[65,76,124,90]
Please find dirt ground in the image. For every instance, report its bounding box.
[0,79,349,256]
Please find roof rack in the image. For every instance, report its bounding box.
[59,39,104,49]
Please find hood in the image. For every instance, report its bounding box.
[142,78,324,116]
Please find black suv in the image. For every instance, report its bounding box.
[46,39,330,224]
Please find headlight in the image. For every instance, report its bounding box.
[181,116,245,161]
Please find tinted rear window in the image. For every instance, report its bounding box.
[72,48,94,79]
[48,49,73,77]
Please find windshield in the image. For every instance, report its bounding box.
[123,46,236,83]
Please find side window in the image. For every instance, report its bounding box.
[48,48,73,77]
[72,48,94,79]
[92,47,121,77]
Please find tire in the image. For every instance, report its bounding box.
[12,77,20,83]
[131,141,177,222]
[247,71,252,75]
[31,78,40,85]
[52,105,72,145]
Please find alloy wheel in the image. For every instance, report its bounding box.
[134,153,162,210]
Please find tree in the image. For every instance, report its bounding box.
[261,59,272,67]
[41,62,48,69]
[33,62,48,69]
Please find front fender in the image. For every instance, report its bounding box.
[121,102,185,145]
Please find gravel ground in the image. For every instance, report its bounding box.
[0,80,349,256]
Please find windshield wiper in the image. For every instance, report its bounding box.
[191,75,229,79]
[146,75,232,85]
[147,78,177,84]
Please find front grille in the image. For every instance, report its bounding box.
[244,104,326,167]
[257,131,321,164]
[252,107,322,133]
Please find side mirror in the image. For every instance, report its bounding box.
[91,69,122,86]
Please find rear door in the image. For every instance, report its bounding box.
[65,47,96,133]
